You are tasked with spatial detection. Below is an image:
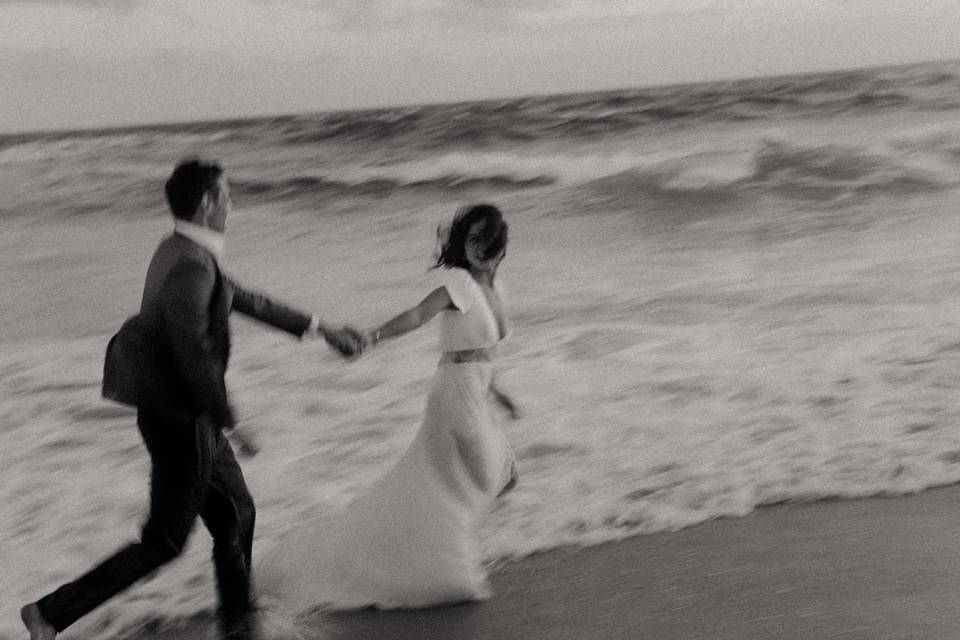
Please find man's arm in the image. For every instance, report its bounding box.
[162,259,235,429]
[228,276,361,357]
[227,276,313,336]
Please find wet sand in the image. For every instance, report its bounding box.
[137,485,960,640]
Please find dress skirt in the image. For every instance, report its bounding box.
[255,362,515,612]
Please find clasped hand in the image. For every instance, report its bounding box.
[325,326,368,359]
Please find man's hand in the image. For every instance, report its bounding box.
[343,325,370,352]
[225,426,260,458]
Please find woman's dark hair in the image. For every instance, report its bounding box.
[164,158,224,220]
[434,204,508,269]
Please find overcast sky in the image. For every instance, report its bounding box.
[3,0,960,133]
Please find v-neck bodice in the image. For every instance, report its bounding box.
[435,267,509,352]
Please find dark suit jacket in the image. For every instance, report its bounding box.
[103,232,313,428]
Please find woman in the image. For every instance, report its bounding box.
[256,204,519,613]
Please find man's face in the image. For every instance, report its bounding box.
[203,175,231,233]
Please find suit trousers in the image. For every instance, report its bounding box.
[37,409,257,638]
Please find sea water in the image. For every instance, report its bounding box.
[4,60,960,638]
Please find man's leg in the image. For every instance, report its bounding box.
[28,411,211,634]
[201,425,259,639]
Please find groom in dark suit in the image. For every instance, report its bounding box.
[21,159,361,640]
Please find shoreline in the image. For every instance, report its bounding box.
[133,485,960,640]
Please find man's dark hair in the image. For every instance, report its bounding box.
[164,159,224,220]
[434,204,508,270]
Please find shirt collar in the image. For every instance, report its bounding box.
[174,219,225,262]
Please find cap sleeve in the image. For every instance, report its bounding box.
[436,267,474,313]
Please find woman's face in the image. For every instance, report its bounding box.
[464,220,505,273]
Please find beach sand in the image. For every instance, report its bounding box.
[136,485,960,640]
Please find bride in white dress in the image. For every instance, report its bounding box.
[256,204,519,613]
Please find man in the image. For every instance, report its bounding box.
[21,159,361,640]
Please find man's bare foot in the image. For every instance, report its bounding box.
[21,603,56,640]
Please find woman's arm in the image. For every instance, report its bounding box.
[367,286,453,347]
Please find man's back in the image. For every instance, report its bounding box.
[135,232,233,427]
[141,233,214,313]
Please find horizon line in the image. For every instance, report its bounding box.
[2,56,955,139]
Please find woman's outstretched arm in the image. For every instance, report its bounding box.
[366,286,452,347]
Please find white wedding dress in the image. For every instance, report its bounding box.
[255,268,515,612]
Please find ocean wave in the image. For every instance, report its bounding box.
[229,148,759,203]
[887,124,960,156]
[0,129,233,165]
[278,109,426,145]
[5,61,960,221]
[751,136,959,201]
[255,61,960,148]
[233,173,553,199]
[4,62,960,164]
[566,133,960,206]
[232,128,960,206]
[0,134,145,164]
[9,127,960,221]
[3,61,929,156]
[232,156,558,200]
